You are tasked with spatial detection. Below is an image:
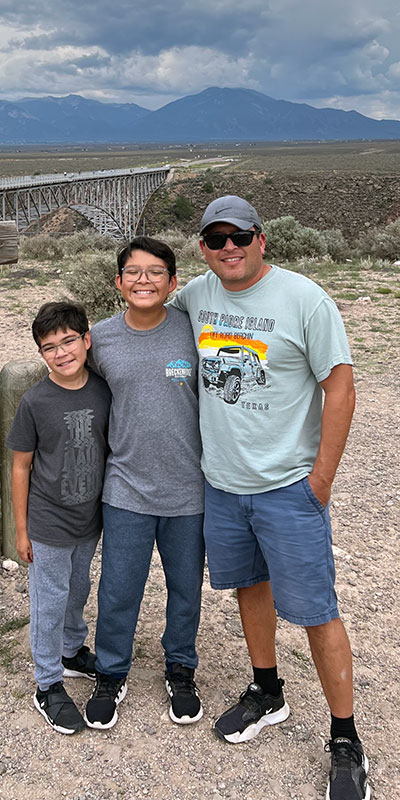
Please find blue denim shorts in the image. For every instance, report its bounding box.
[204,478,338,627]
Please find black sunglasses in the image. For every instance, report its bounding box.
[202,230,259,250]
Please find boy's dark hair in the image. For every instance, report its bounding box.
[32,301,89,346]
[117,236,176,278]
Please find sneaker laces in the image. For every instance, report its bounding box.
[93,675,123,700]
[325,739,363,768]
[168,669,197,694]
[238,685,267,712]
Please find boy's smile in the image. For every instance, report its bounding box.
[39,327,91,387]
[116,249,177,328]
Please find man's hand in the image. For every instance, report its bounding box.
[307,473,331,507]
[16,532,33,563]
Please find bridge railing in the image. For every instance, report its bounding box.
[0,165,170,191]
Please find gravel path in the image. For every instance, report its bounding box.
[0,259,399,799]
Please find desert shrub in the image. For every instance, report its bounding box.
[177,235,202,265]
[20,234,64,261]
[203,181,214,193]
[262,216,327,261]
[172,195,193,220]
[319,228,350,261]
[155,231,201,265]
[64,251,124,321]
[61,231,116,256]
[154,229,188,252]
[354,219,400,260]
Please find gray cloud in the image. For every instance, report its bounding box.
[0,0,399,119]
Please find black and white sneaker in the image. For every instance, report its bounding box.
[326,737,370,800]
[62,645,96,680]
[34,681,86,734]
[214,679,290,744]
[165,663,203,724]
[84,673,127,729]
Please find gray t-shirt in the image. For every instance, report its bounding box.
[6,371,111,545]
[89,306,204,516]
[172,265,353,494]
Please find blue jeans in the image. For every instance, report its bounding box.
[95,503,205,675]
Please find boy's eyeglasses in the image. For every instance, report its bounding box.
[39,332,86,357]
[202,230,259,250]
[121,267,169,283]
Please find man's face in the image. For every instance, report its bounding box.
[199,223,268,291]
[116,249,177,312]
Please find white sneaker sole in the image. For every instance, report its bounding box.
[84,682,127,730]
[216,701,290,744]
[33,693,85,735]
[166,679,203,724]
[325,754,370,800]
[63,667,96,680]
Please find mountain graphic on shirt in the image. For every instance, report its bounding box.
[166,359,191,369]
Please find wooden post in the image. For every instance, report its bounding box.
[0,360,47,561]
[0,221,19,265]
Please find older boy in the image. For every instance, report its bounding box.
[6,301,111,734]
[85,236,204,730]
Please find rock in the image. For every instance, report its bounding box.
[1,559,19,572]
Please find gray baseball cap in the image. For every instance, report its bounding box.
[200,195,262,234]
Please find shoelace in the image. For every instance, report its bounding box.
[93,676,123,699]
[169,672,197,693]
[238,687,266,710]
[325,740,363,768]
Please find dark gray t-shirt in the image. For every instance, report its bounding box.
[6,371,111,546]
[90,306,204,516]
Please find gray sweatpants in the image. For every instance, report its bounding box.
[29,537,98,690]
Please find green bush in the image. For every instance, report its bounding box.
[20,234,64,261]
[60,231,116,256]
[262,216,327,261]
[154,229,188,252]
[355,219,400,260]
[319,228,350,261]
[172,195,193,221]
[155,230,202,267]
[203,181,214,193]
[64,251,124,321]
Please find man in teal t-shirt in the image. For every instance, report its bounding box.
[172,196,369,800]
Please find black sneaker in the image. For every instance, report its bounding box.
[84,673,127,729]
[326,737,370,800]
[214,679,290,743]
[33,681,86,735]
[62,645,96,680]
[165,663,203,724]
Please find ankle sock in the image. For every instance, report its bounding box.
[330,714,359,742]
[252,665,280,696]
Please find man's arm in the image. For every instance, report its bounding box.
[12,451,34,563]
[308,363,355,507]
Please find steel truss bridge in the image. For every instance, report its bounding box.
[0,166,170,240]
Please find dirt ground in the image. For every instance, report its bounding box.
[0,258,399,800]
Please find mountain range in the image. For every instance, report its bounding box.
[1,87,400,144]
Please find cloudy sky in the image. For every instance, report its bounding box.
[1,0,400,119]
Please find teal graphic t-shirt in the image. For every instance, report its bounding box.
[172,265,352,494]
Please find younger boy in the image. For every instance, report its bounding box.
[6,301,111,734]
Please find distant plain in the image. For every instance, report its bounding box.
[2,139,400,178]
